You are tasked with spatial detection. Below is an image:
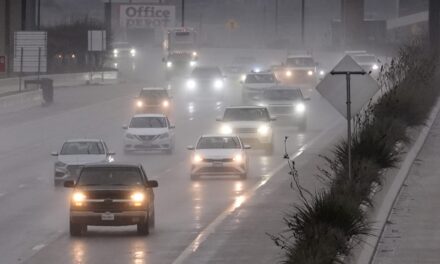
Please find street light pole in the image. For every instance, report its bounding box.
[275,0,279,35]
[181,0,185,27]
[301,0,305,46]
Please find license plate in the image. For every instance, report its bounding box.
[101,212,115,221]
[213,162,223,167]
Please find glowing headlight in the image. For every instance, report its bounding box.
[307,70,313,76]
[253,67,261,73]
[131,192,145,202]
[193,154,203,163]
[286,70,292,77]
[257,125,270,136]
[214,79,223,89]
[186,79,196,90]
[166,61,173,68]
[162,100,169,107]
[130,48,136,57]
[72,192,86,203]
[192,51,198,57]
[372,64,379,70]
[233,153,243,163]
[319,70,325,76]
[240,74,246,82]
[113,49,119,58]
[295,103,306,113]
[220,124,233,135]
[189,60,197,67]
[136,100,143,108]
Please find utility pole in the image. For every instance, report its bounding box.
[36,0,40,30]
[301,0,305,46]
[429,0,440,54]
[275,0,279,35]
[181,0,185,27]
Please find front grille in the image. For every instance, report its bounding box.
[204,158,233,162]
[235,127,258,133]
[137,135,157,141]
[86,190,132,199]
[198,167,240,174]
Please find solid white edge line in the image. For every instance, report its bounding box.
[356,98,440,264]
[171,120,344,264]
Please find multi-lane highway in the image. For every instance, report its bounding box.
[0,49,342,264]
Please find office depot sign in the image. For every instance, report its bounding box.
[120,5,175,29]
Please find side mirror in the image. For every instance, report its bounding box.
[64,180,75,188]
[187,145,195,150]
[51,152,59,157]
[216,117,223,122]
[169,125,175,129]
[122,125,128,130]
[146,180,159,188]
[270,116,277,121]
[244,145,251,150]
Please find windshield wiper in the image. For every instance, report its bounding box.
[110,183,128,186]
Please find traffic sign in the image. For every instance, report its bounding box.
[13,31,47,73]
[88,30,107,51]
[316,55,379,119]
[226,19,239,30]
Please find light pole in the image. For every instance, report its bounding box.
[181,0,185,27]
[275,0,279,35]
[301,0,305,46]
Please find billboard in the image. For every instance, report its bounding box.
[120,5,175,29]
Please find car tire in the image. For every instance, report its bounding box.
[137,218,149,236]
[70,222,86,237]
[240,172,248,180]
[190,174,200,181]
[165,148,173,155]
[149,207,155,229]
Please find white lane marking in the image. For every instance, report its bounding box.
[32,244,46,251]
[172,121,341,264]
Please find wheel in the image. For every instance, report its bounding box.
[240,172,248,180]
[137,217,150,236]
[190,174,200,181]
[165,147,173,155]
[149,207,155,229]
[70,221,86,237]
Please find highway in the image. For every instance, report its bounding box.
[0,49,342,264]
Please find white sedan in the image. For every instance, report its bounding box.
[187,135,251,180]
[123,114,175,154]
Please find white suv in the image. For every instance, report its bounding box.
[217,106,275,154]
[123,114,175,154]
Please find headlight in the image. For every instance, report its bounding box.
[55,161,66,168]
[319,70,325,76]
[295,103,306,113]
[240,74,246,82]
[372,64,379,70]
[220,124,233,135]
[233,153,243,163]
[213,79,223,89]
[285,70,292,77]
[131,192,145,206]
[126,133,135,139]
[72,191,86,206]
[166,61,173,68]
[186,79,196,90]
[113,49,118,58]
[253,67,261,73]
[189,60,197,67]
[307,70,313,76]
[257,125,270,136]
[136,100,143,108]
[193,154,203,163]
[130,48,136,57]
[162,100,169,107]
[192,51,198,57]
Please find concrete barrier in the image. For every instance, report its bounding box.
[0,89,42,114]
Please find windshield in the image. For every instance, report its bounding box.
[77,167,143,186]
[197,137,241,149]
[130,117,167,128]
[60,142,105,155]
[245,74,276,84]
[223,108,270,122]
[263,89,303,101]
[353,55,377,63]
[286,57,315,67]
[192,68,222,78]
[139,90,168,101]
[113,42,130,49]
[169,31,197,51]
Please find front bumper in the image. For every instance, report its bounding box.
[124,136,172,151]
[191,161,247,176]
[70,210,147,226]
[235,132,272,144]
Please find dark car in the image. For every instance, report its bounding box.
[185,66,225,94]
[64,163,158,236]
[134,87,172,115]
